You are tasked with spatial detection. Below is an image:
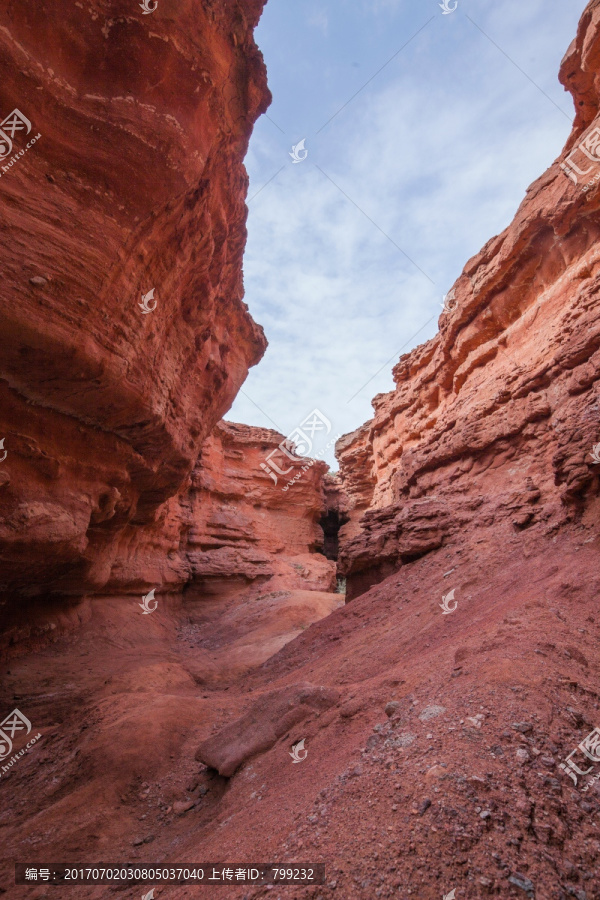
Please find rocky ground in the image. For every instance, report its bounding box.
[1,519,598,900]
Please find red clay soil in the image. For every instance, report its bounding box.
[0,522,599,899]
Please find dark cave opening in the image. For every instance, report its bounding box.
[319,508,349,562]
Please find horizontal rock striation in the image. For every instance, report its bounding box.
[338,2,600,599]
[2,9,600,898]
[0,0,269,618]
[0,417,337,652]
[182,421,336,603]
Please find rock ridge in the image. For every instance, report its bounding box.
[337,0,600,599]
[0,0,270,623]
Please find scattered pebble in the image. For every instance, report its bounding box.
[419,705,446,722]
[173,800,194,816]
[508,873,534,894]
[511,722,533,734]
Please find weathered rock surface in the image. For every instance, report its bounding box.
[183,421,336,602]
[182,587,343,684]
[3,5,600,900]
[338,0,600,599]
[82,418,335,602]
[196,682,340,776]
[0,0,269,613]
[0,418,338,653]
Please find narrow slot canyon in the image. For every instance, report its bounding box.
[1,2,600,899]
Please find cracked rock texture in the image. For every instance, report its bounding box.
[338,0,600,600]
[0,0,269,619]
[2,5,600,900]
[182,421,336,603]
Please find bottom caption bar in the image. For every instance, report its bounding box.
[16,864,325,885]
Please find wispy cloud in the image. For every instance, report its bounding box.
[230,0,584,467]
[307,9,329,35]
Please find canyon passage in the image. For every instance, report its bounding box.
[1,1,600,899]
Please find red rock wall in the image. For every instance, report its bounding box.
[0,418,337,652]
[0,1,269,616]
[182,421,336,602]
[98,419,335,600]
[338,0,600,599]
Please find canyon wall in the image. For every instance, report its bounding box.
[0,417,337,652]
[182,421,336,604]
[0,0,269,619]
[338,0,600,600]
[2,9,600,899]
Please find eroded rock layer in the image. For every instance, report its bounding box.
[182,421,336,602]
[0,0,269,613]
[338,1,600,600]
[2,6,600,900]
[0,418,337,652]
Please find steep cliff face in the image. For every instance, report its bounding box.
[338,0,600,600]
[0,0,269,614]
[182,421,336,603]
[2,7,600,899]
[0,417,337,653]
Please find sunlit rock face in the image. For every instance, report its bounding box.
[0,0,269,616]
[337,3,600,600]
[182,421,336,604]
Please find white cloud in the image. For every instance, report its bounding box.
[229,0,586,468]
[307,9,329,35]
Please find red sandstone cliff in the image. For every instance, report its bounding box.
[0,416,338,653]
[338,0,600,599]
[183,421,336,602]
[2,5,600,900]
[0,0,269,619]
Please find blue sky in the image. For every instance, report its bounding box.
[229,0,586,467]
